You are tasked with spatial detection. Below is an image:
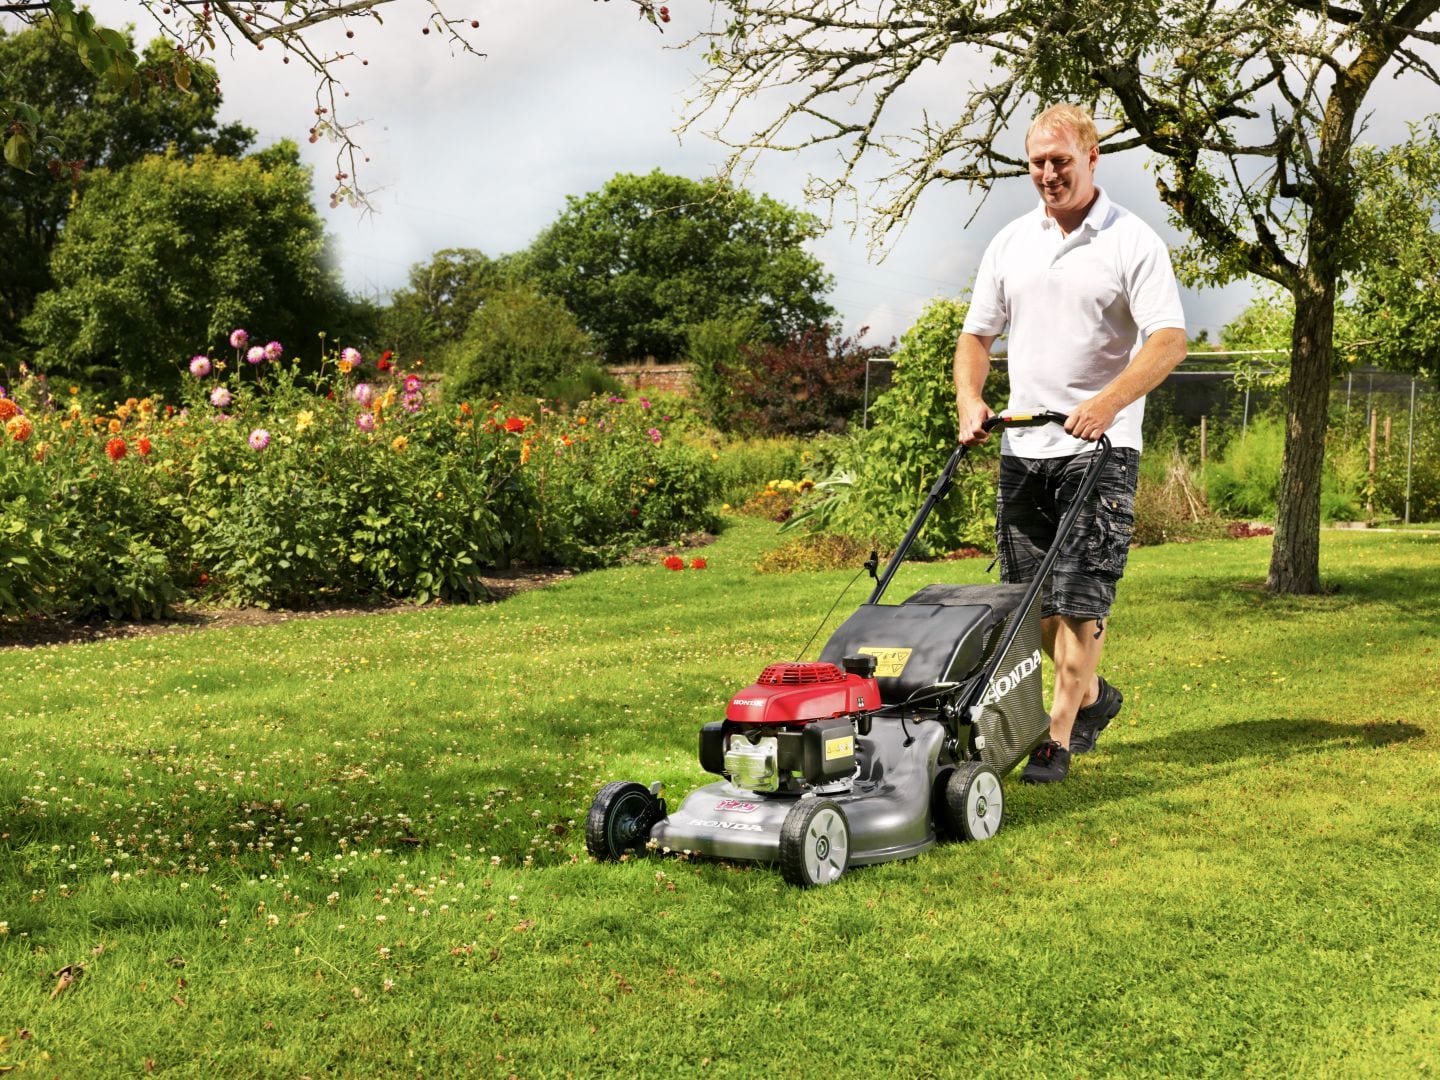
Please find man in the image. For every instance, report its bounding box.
[954,103,1187,784]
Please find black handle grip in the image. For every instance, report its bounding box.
[981,409,1071,433]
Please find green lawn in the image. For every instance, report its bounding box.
[2,519,1437,1077]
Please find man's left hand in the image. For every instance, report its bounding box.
[1065,396,1120,442]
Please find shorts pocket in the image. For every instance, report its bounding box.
[1082,459,1136,580]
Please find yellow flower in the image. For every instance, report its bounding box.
[391,435,408,453]
[108,418,123,434]
[338,358,353,375]
[115,402,133,420]
[295,410,315,433]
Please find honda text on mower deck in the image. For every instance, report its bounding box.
[587,412,1112,887]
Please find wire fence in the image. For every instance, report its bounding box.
[861,353,1438,523]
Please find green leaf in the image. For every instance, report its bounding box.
[4,133,32,171]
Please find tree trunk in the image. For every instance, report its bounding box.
[1268,274,1333,594]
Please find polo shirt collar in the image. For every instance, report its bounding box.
[1036,185,1113,234]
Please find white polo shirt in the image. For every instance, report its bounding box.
[962,187,1186,457]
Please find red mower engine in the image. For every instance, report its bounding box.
[698,659,882,793]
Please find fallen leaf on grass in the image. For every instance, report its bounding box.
[171,995,186,1008]
[49,965,83,999]
[512,920,535,933]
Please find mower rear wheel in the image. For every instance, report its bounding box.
[586,781,662,861]
[944,762,1004,842]
[779,799,850,887]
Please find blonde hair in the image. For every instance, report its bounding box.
[1026,104,1099,153]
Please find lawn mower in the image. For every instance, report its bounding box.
[586,412,1114,886]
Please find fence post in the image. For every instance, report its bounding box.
[1405,377,1417,526]
[1367,409,1379,521]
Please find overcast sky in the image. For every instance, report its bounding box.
[69,0,1391,344]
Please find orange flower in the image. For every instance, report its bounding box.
[690,557,708,570]
[6,416,32,442]
[106,437,127,461]
[136,437,153,456]
[108,418,123,435]
[0,399,17,422]
[504,416,527,434]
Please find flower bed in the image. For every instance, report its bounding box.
[0,338,717,617]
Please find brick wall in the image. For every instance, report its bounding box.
[606,363,695,397]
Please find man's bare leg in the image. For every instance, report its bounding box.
[1041,614,1105,747]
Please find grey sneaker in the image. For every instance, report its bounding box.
[1020,740,1071,784]
[1069,676,1123,754]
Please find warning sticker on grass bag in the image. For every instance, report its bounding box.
[825,735,854,761]
[857,647,912,678]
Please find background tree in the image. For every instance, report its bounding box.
[441,283,599,404]
[525,170,836,364]
[376,248,516,364]
[0,26,253,352]
[25,141,353,391]
[683,0,1440,594]
[1345,123,1440,376]
[1,0,670,206]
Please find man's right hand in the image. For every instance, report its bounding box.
[956,399,994,446]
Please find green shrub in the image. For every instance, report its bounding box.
[793,299,998,554]
[709,436,811,508]
[442,284,597,402]
[1205,416,1367,523]
[685,314,762,431]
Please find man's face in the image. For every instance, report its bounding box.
[1026,125,1099,221]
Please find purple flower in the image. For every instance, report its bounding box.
[352,383,374,407]
[264,340,283,361]
[248,428,270,451]
[402,392,423,414]
[210,386,232,409]
[230,329,249,349]
[648,427,662,445]
[356,413,376,433]
[189,355,212,378]
[246,345,265,364]
[403,375,422,394]
[639,397,652,410]
[341,347,362,368]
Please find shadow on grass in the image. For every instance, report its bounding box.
[1113,716,1425,768]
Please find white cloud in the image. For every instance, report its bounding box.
[73,0,1432,343]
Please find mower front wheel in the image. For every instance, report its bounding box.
[586,781,663,861]
[779,798,850,887]
[943,762,1004,841]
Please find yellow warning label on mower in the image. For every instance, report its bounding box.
[825,735,854,761]
[858,647,912,678]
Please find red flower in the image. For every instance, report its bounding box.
[663,555,685,571]
[378,350,394,371]
[105,437,127,461]
[690,557,707,570]
[136,437,153,457]
[504,416,527,434]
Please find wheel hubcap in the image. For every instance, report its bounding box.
[804,808,848,884]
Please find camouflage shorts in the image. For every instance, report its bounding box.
[996,448,1139,622]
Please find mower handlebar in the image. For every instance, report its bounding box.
[981,409,1072,433]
